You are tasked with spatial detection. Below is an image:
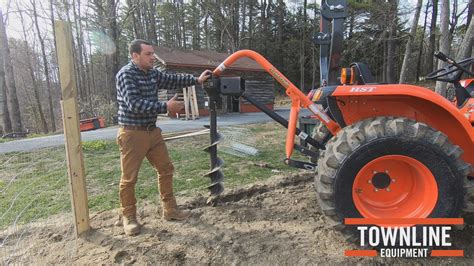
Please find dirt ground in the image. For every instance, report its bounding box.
[2,173,474,264]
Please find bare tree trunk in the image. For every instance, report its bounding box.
[468,0,473,26]
[147,0,158,44]
[128,0,144,39]
[248,0,254,49]
[191,0,200,49]
[266,0,272,52]
[416,1,430,81]
[22,76,40,133]
[136,1,145,39]
[232,0,240,50]
[0,78,12,134]
[260,0,267,54]
[435,0,450,96]
[241,0,246,48]
[425,0,438,75]
[348,10,355,39]
[448,0,458,40]
[386,0,398,84]
[204,9,210,49]
[105,0,119,103]
[0,8,23,132]
[300,0,307,90]
[18,7,48,133]
[81,3,93,107]
[85,16,97,99]
[311,4,317,88]
[63,0,84,102]
[72,0,88,104]
[399,0,423,83]
[32,0,56,132]
[276,0,284,68]
[181,2,187,49]
[75,0,90,104]
[175,2,182,47]
[0,32,11,134]
[455,18,474,60]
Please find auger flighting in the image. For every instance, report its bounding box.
[202,78,225,206]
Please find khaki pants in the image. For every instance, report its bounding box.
[117,127,175,218]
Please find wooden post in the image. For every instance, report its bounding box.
[191,86,199,119]
[55,21,90,236]
[182,87,189,120]
[188,87,195,120]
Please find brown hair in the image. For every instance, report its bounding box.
[129,39,153,55]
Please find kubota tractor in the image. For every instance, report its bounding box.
[201,0,474,239]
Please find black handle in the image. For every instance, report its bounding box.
[434,52,474,76]
[434,51,449,62]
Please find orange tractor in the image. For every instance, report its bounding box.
[202,0,474,238]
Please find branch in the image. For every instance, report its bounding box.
[117,4,139,36]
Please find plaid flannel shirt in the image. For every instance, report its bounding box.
[116,61,197,126]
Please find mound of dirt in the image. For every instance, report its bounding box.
[2,173,473,264]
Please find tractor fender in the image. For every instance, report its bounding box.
[331,84,474,167]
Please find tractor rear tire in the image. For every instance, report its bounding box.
[315,117,471,237]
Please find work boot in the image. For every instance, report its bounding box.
[162,201,192,221]
[159,176,192,221]
[122,215,141,236]
[161,195,191,221]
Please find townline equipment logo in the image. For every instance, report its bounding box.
[344,218,464,258]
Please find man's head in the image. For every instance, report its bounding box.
[129,39,156,71]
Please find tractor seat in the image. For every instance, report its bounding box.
[459,79,474,97]
[466,82,474,97]
[340,62,376,85]
[351,62,375,84]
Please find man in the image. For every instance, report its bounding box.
[116,39,212,236]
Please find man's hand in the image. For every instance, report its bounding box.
[167,94,185,114]
[197,70,213,84]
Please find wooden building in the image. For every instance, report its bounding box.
[153,46,275,116]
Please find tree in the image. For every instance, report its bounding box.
[247,0,256,49]
[435,0,450,96]
[386,0,399,84]
[17,3,48,133]
[90,0,120,103]
[127,0,144,39]
[468,0,473,26]
[456,17,474,61]
[1,0,468,133]
[399,0,423,83]
[425,0,438,75]
[275,0,284,69]
[72,0,90,105]
[31,0,56,132]
[0,29,11,134]
[194,0,202,49]
[0,8,23,133]
[300,0,307,90]
[415,1,430,81]
[145,0,158,44]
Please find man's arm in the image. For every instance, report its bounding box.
[117,71,167,114]
[156,71,197,91]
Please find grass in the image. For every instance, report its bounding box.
[0,122,308,229]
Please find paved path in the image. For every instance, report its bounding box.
[0,108,311,154]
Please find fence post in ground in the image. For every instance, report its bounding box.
[55,20,90,236]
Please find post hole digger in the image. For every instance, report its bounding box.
[201,0,474,242]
